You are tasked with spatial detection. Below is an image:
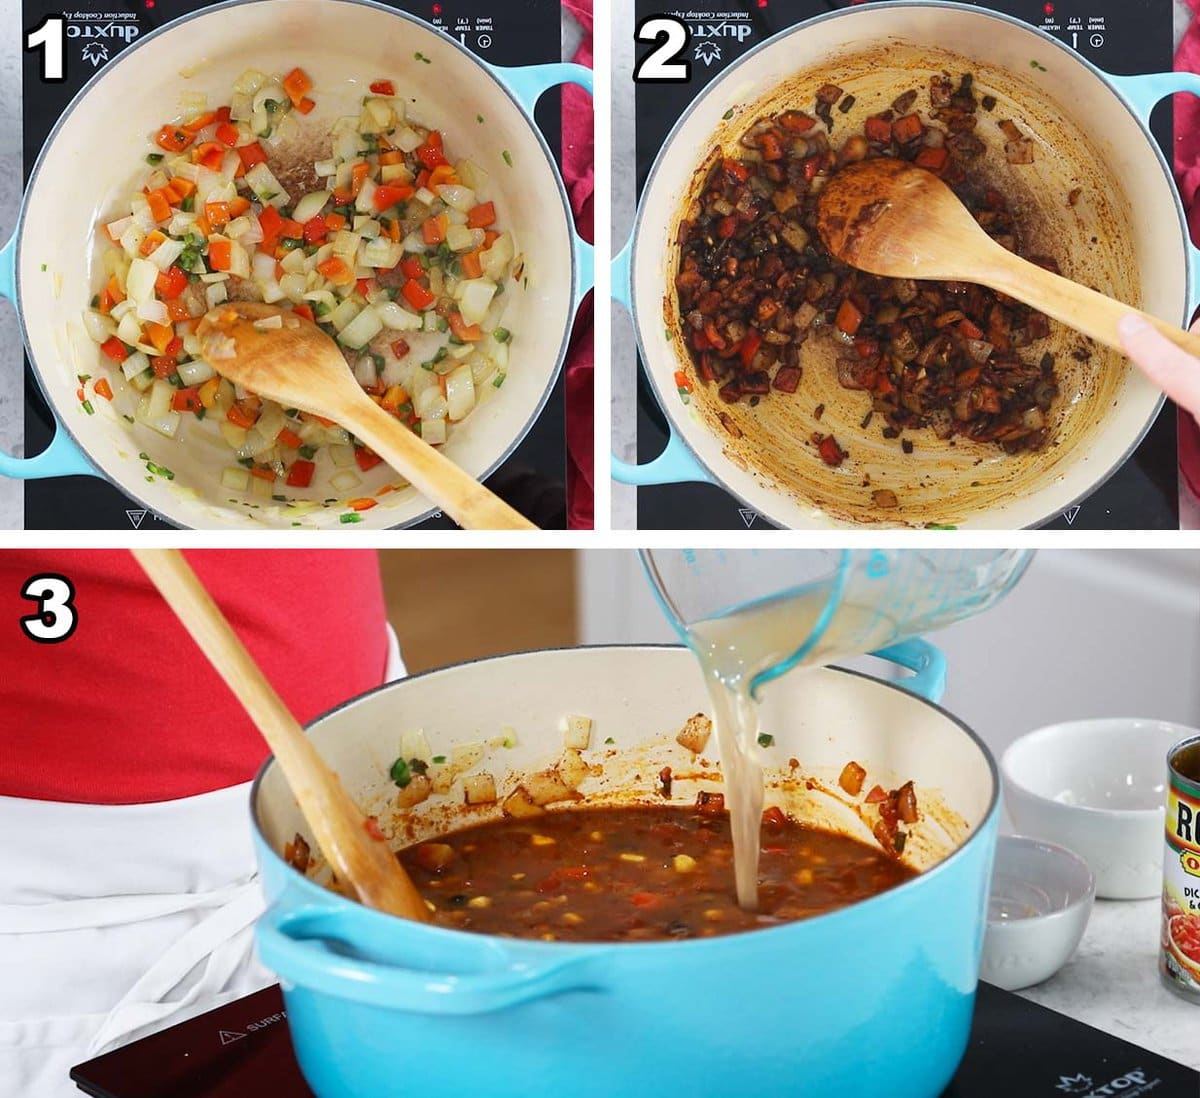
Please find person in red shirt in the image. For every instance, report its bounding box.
[0,550,401,1098]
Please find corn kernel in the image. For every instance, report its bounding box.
[619,853,646,863]
[704,908,725,922]
[794,868,814,886]
[561,912,584,926]
[424,899,437,912]
[467,896,492,909]
[583,881,600,892]
[531,834,556,846]
[673,854,697,873]
[541,933,558,941]
[511,872,526,881]
[590,831,604,842]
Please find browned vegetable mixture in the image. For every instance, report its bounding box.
[675,72,1062,457]
[396,797,915,942]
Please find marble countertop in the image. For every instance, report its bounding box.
[1023,897,1200,1071]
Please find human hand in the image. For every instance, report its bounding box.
[1117,314,1200,425]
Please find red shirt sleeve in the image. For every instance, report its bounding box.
[0,549,388,804]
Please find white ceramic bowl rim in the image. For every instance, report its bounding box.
[1001,717,1197,819]
[988,834,1097,926]
[249,643,1003,952]
[14,0,578,529]
[629,0,1177,529]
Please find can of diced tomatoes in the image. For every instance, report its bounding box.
[1162,735,1200,1003]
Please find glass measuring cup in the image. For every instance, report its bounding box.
[641,548,1033,695]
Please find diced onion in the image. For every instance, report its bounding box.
[330,470,362,492]
[147,238,185,272]
[375,301,422,330]
[444,365,476,421]
[337,305,384,350]
[457,279,497,325]
[135,299,170,325]
[177,359,216,386]
[82,310,116,344]
[221,466,251,491]
[420,417,446,445]
[292,191,330,224]
[436,184,477,212]
[120,351,150,381]
[125,258,159,304]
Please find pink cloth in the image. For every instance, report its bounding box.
[562,0,595,529]
[1174,4,1200,500]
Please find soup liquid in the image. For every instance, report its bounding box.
[689,589,898,908]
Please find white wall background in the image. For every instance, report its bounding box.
[577,549,1200,763]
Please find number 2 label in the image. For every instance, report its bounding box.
[634,16,691,84]
[26,16,67,84]
[20,574,78,643]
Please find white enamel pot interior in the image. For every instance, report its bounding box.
[631,1,1184,529]
[255,645,998,903]
[15,0,576,528]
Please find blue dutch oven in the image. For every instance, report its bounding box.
[613,1,1197,528]
[251,643,999,1097]
[1,0,591,528]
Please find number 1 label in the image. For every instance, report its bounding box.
[26,16,67,84]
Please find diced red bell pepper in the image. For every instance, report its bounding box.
[817,435,846,467]
[466,201,496,229]
[317,257,355,286]
[277,427,303,449]
[171,388,203,413]
[448,312,481,342]
[208,238,233,272]
[721,157,749,183]
[759,131,783,161]
[390,339,410,358]
[286,460,315,488]
[355,448,384,472]
[93,377,113,401]
[958,318,984,341]
[416,131,449,170]
[369,80,395,95]
[292,304,315,323]
[155,265,189,300]
[892,113,924,143]
[835,298,864,336]
[99,336,128,363]
[717,215,738,239]
[237,142,267,169]
[215,121,240,147]
[348,497,377,512]
[803,155,823,181]
[401,279,436,311]
[281,67,313,107]
[302,214,328,244]
[373,184,415,212]
[914,146,948,174]
[258,205,283,251]
[155,126,193,153]
[864,116,893,143]
[739,328,763,367]
[400,256,425,281]
[193,142,226,171]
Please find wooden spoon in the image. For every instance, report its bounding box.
[131,548,429,922]
[816,157,1200,358]
[196,302,536,530]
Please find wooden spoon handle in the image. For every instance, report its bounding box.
[336,396,537,530]
[989,251,1200,360]
[130,549,429,922]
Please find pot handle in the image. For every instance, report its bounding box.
[1107,71,1200,311]
[256,906,603,1016]
[488,62,595,309]
[870,638,947,704]
[610,236,715,486]
[0,236,94,480]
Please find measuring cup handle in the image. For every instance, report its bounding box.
[871,639,947,704]
[0,235,95,480]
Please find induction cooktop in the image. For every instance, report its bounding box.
[629,0,1181,530]
[70,979,1200,1096]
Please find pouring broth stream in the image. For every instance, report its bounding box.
[688,589,897,909]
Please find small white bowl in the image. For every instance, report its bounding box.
[1001,718,1194,899]
[982,835,1095,991]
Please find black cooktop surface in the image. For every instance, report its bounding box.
[70,979,1200,1097]
[631,0,1181,530]
[20,0,567,529]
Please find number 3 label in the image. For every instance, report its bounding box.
[20,575,78,643]
[634,16,691,84]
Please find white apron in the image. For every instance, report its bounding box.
[0,625,404,1098]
